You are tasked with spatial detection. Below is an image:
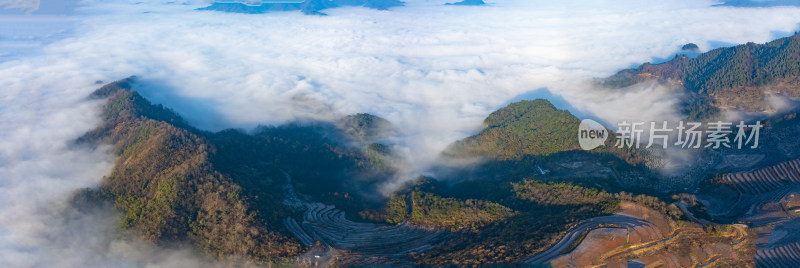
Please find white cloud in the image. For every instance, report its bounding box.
[0,0,39,13]
[0,0,799,265]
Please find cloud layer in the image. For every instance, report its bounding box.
[1,0,799,266]
[0,0,39,13]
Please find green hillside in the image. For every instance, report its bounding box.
[400,176,681,264]
[448,99,582,160]
[605,32,800,117]
[339,113,395,143]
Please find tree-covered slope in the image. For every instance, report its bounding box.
[76,78,397,264]
[339,113,395,143]
[377,178,514,232]
[395,176,689,264]
[79,79,301,263]
[447,99,582,160]
[605,32,800,115]
[444,98,645,170]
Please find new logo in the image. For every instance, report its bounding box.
[578,119,608,150]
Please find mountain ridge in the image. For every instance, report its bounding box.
[604,32,800,118]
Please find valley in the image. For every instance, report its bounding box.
[68,32,800,267]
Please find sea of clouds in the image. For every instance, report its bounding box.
[1,0,799,266]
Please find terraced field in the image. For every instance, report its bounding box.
[756,242,800,268]
[734,187,800,227]
[523,200,757,267]
[279,173,445,263]
[292,203,444,255]
[522,214,658,265]
[722,159,800,194]
[710,159,800,267]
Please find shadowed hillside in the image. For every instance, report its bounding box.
[74,78,398,264]
[77,79,301,263]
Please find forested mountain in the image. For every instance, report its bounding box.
[73,77,765,266]
[339,113,395,143]
[605,32,800,117]
[77,80,301,263]
[75,78,396,264]
[68,31,800,265]
[388,99,749,264]
[444,99,645,170]
[447,99,581,159]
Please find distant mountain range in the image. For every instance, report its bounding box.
[715,0,800,7]
[196,0,800,16]
[198,0,488,15]
[198,0,405,15]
